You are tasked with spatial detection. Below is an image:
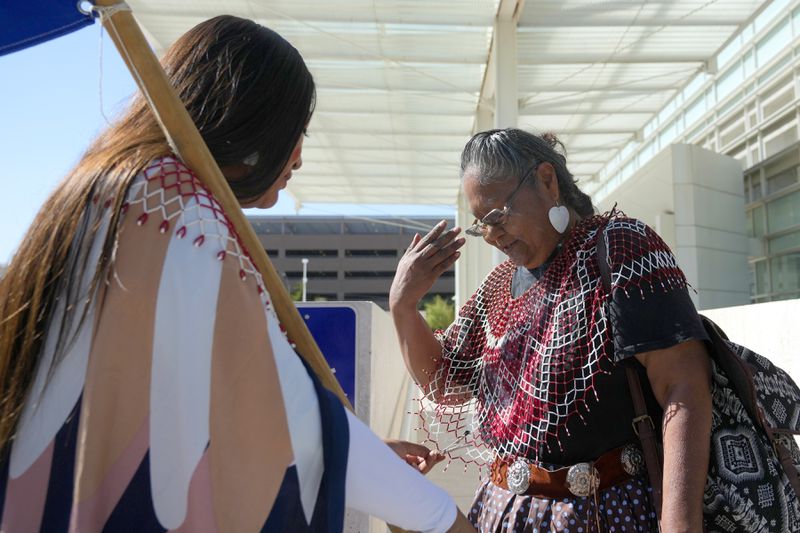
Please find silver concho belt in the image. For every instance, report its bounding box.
[501,443,644,497]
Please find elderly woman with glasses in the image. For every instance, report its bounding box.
[389,128,713,532]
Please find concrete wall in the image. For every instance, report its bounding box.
[598,143,750,310]
[703,299,800,381]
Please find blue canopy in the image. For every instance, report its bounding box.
[0,0,94,57]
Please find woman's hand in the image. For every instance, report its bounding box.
[389,220,465,311]
[384,439,446,474]
[389,220,464,395]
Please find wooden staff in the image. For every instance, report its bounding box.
[93,0,351,408]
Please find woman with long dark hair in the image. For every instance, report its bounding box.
[0,15,473,532]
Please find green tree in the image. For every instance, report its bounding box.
[289,282,302,302]
[421,295,455,331]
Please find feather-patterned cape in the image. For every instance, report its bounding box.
[0,157,347,532]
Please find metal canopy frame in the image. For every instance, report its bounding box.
[127,0,768,207]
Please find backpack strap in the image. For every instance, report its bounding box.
[596,231,664,519]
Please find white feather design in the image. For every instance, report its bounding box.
[264,306,324,525]
[149,195,222,529]
[10,216,109,479]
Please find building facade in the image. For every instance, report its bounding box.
[576,2,800,306]
[248,216,455,310]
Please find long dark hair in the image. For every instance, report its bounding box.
[0,15,315,451]
[460,128,594,217]
[168,16,316,201]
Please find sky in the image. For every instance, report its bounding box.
[0,24,454,264]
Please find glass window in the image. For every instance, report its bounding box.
[343,221,402,234]
[285,249,339,257]
[716,63,743,101]
[752,179,763,202]
[682,73,707,101]
[765,149,800,176]
[717,34,741,70]
[774,291,800,300]
[745,209,754,237]
[770,231,800,254]
[720,116,745,148]
[743,50,756,77]
[284,271,338,279]
[284,222,343,235]
[764,122,799,159]
[344,271,398,279]
[754,205,766,236]
[755,260,770,294]
[755,0,790,32]
[621,160,635,180]
[767,168,798,195]
[756,17,791,66]
[718,92,743,118]
[640,139,655,160]
[684,95,706,127]
[767,190,800,232]
[769,253,800,293]
[620,142,635,160]
[644,117,658,138]
[251,221,284,234]
[758,53,792,86]
[761,80,795,121]
[659,119,678,146]
[344,249,398,257]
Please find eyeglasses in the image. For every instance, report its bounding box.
[465,164,537,237]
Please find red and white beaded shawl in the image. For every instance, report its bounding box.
[419,213,689,467]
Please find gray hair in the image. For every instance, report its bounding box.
[459,128,594,217]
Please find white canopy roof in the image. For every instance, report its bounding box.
[127,0,767,207]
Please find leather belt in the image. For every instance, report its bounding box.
[490,443,645,498]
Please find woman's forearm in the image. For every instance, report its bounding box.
[388,221,463,395]
[659,381,712,532]
[390,301,443,394]
[637,340,712,532]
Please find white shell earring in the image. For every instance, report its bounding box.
[548,200,570,234]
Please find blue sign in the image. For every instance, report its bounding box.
[297,306,357,407]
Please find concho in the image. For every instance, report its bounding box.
[565,462,599,497]
[507,458,531,495]
[620,443,645,476]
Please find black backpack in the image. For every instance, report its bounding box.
[597,235,800,532]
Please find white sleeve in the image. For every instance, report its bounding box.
[344,410,457,533]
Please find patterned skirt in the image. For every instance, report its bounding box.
[468,476,658,533]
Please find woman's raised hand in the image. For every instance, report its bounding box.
[389,220,465,310]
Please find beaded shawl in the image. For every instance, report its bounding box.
[420,213,689,467]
